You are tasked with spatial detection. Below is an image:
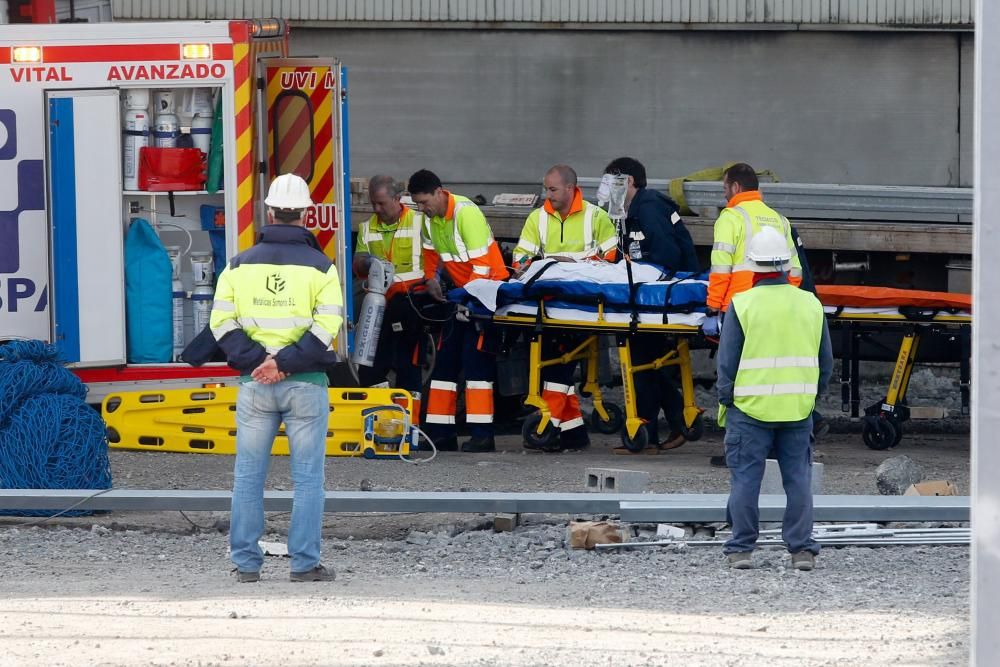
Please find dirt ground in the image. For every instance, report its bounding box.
[0,424,970,667]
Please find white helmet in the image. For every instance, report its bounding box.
[264,173,313,209]
[746,226,793,272]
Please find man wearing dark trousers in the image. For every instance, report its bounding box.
[603,157,700,451]
[716,226,833,572]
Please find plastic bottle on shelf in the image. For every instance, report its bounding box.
[165,245,186,360]
[153,90,179,148]
[122,89,150,191]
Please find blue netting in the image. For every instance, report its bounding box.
[0,340,112,516]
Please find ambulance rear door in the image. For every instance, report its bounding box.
[256,58,350,357]
[46,88,126,366]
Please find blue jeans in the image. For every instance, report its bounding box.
[230,380,329,573]
[723,406,819,556]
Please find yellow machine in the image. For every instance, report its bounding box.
[103,387,415,458]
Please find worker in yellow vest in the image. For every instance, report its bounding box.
[408,169,509,453]
[353,175,428,422]
[716,226,832,572]
[512,164,618,451]
[706,162,802,314]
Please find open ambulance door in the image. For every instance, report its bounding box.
[256,58,351,357]
[46,89,126,366]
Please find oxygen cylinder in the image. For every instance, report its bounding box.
[191,284,214,335]
[190,113,213,155]
[122,89,149,191]
[153,91,179,148]
[351,259,395,367]
[166,246,185,361]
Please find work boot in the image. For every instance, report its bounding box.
[290,564,335,582]
[559,427,590,451]
[727,552,753,570]
[813,415,830,439]
[709,455,728,468]
[659,431,686,450]
[791,551,816,572]
[461,436,496,453]
[233,569,260,583]
[431,435,458,452]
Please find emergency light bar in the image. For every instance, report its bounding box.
[181,43,211,60]
[12,46,42,63]
[250,18,286,38]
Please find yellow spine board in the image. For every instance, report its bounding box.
[103,387,413,458]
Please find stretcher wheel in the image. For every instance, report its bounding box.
[522,414,559,450]
[862,416,898,450]
[620,424,649,453]
[589,403,624,435]
[682,414,705,442]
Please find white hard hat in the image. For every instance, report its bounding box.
[265,173,314,209]
[746,226,793,272]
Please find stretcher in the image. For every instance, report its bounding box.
[818,285,971,450]
[453,260,710,451]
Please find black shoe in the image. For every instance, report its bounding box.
[813,416,830,439]
[432,436,458,452]
[461,436,496,453]
[709,455,728,468]
[233,568,260,583]
[559,425,590,451]
[290,564,335,582]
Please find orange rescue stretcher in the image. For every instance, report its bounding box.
[819,285,971,450]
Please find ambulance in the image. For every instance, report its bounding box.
[0,19,353,401]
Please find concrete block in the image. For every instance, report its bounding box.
[493,513,519,532]
[584,467,649,494]
[761,459,825,495]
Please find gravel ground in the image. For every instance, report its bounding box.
[0,419,971,667]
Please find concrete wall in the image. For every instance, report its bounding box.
[292,28,972,192]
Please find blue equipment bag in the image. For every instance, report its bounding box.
[124,218,173,362]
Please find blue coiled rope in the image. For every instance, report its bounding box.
[0,340,112,516]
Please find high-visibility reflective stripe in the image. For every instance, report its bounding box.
[733,383,815,397]
[472,265,490,275]
[670,211,681,224]
[211,319,241,340]
[713,242,737,254]
[537,207,549,253]
[239,316,313,329]
[629,231,645,240]
[394,270,423,282]
[560,416,584,431]
[425,414,456,424]
[466,414,494,423]
[393,228,415,239]
[410,213,424,275]
[466,380,493,390]
[212,299,236,312]
[790,267,803,278]
[451,201,471,262]
[582,202,595,253]
[598,236,618,253]
[467,245,490,259]
[309,323,335,346]
[422,241,436,250]
[518,240,540,254]
[543,381,572,394]
[363,233,383,244]
[738,356,818,371]
[430,380,458,392]
[711,264,734,274]
[313,304,343,315]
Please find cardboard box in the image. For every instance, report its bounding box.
[903,480,958,496]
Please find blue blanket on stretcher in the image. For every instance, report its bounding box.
[450,271,710,314]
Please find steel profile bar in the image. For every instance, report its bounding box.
[0,490,971,522]
[618,494,969,523]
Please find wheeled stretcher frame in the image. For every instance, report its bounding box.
[827,311,971,449]
[489,302,705,452]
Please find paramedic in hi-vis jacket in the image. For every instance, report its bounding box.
[512,164,618,452]
[210,173,343,584]
[408,169,509,453]
[353,174,428,422]
[716,226,832,573]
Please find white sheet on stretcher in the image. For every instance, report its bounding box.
[824,306,972,318]
[463,258,668,312]
[496,303,705,327]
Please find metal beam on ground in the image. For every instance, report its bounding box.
[0,490,970,523]
[618,495,969,523]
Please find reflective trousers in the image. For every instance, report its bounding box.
[423,319,495,440]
